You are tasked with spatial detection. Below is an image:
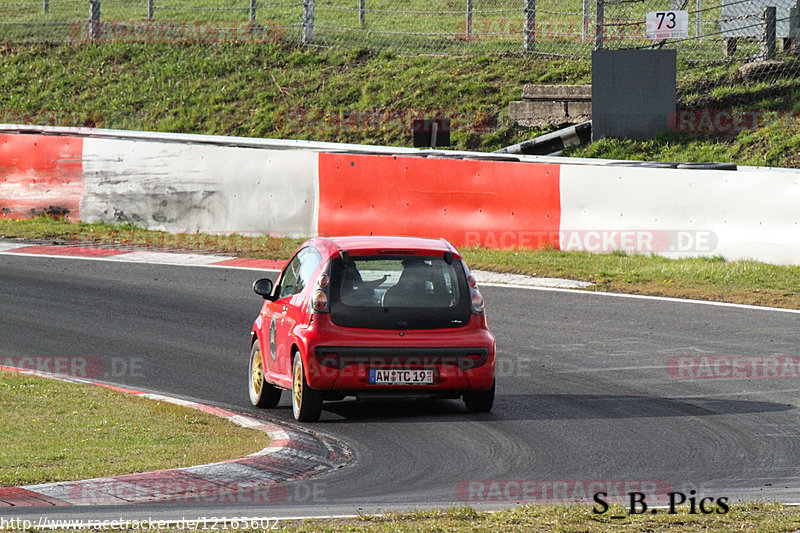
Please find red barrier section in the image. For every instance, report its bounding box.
[0,134,84,220]
[212,257,287,270]
[318,153,561,249]
[11,245,128,258]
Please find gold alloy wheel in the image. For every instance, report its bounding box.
[251,348,263,396]
[293,358,303,408]
[290,354,322,421]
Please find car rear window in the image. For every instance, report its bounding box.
[329,255,471,329]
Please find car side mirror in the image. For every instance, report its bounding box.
[253,278,275,300]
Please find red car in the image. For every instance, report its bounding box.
[248,236,496,421]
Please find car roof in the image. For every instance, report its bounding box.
[307,236,460,258]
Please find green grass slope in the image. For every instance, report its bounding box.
[0,42,588,151]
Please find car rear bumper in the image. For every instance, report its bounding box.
[304,344,495,392]
[296,314,496,392]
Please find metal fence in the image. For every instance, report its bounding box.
[0,0,583,53]
[3,0,799,56]
[2,0,800,97]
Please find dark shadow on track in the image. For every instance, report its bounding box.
[491,394,794,421]
[310,394,793,423]
[316,399,467,422]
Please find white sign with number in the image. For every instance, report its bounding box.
[646,10,689,40]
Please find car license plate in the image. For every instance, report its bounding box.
[369,369,434,385]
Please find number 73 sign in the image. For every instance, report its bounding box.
[646,10,689,40]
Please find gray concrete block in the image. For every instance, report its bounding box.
[567,101,592,117]
[522,84,592,100]
[509,100,567,119]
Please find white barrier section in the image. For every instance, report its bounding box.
[559,164,800,264]
[81,137,319,236]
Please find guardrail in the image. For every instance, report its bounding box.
[2,124,799,265]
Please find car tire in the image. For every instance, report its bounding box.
[463,380,495,413]
[249,340,282,408]
[292,352,323,422]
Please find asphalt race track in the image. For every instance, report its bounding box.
[2,253,800,521]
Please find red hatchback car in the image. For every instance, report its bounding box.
[248,236,496,421]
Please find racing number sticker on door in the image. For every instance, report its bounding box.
[269,316,278,362]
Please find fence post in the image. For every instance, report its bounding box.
[762,5,777,60]
[790,2,800,55]
[89,0,101,41]
[595,0,604,49]
[148,0,154,19]
[696,0,702,39]
[582,0,590,41]
[360,0,365,26]
[524,0,535,52]
[250,0,256,22]
[302,0,315,44]
[467,0,473,39]
[724,37,737,57]
[43,0,49,14]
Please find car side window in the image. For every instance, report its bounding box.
[278,250,305,299]
[278,247,322,299]
[298,247,322,291]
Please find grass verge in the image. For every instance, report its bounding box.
[0,371,270,486]
[284,504,800,532]
[3,217,800,309]
[0,217,304,258]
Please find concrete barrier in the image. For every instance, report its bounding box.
[81,137,318,235]
[2,124,800,265]
[559,163,800,264]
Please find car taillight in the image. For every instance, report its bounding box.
[309,267,331,314]
[467,274,484,314]
[471,288,485,313]
[311,289,329,312]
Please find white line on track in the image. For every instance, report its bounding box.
[106,251,230,265]
[207,264,281,272]
[480,282,800,315]
[0,242,23,252]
